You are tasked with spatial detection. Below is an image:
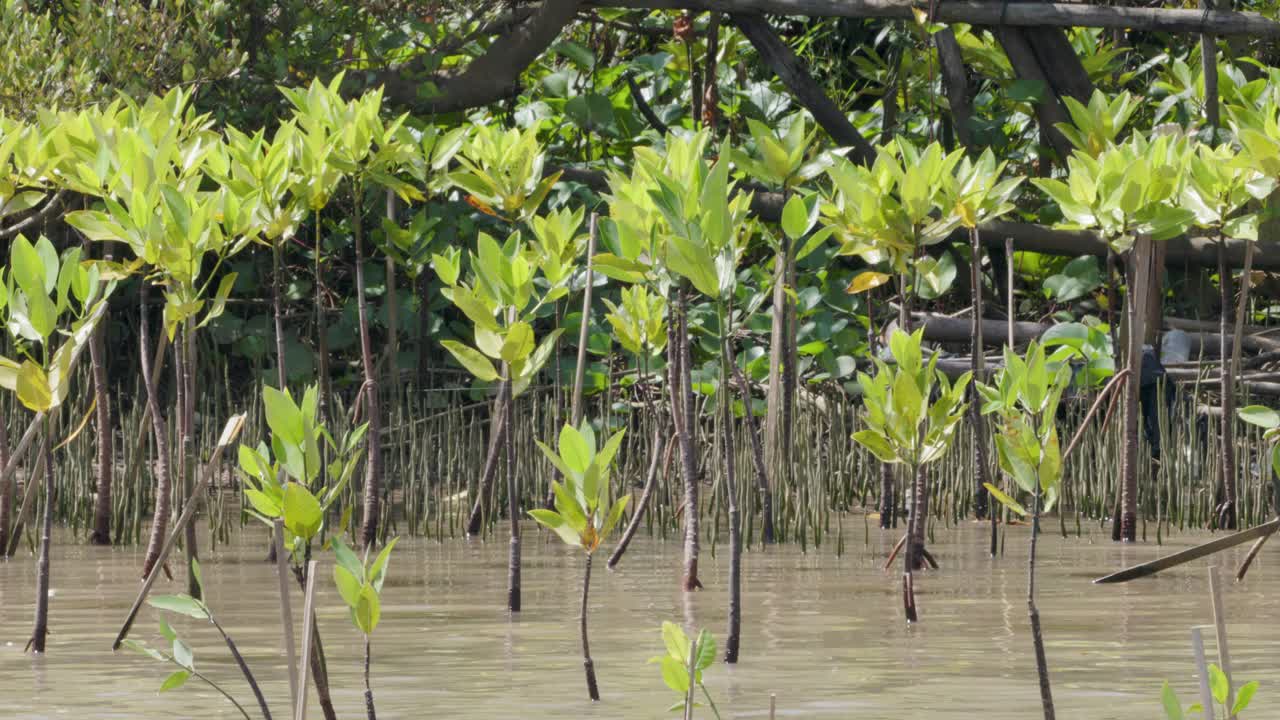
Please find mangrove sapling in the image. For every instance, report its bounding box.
[645,133,755,656]
[62,89,254,590]
[823,138,965,541]
[124,615,254,720]
[322,86,421,550]
[651,621,721,720]
[128,563,272,720]
[603,285,668,569]
[528,421,629,701]
[730,111,827,544]
[978,341,1074,720]
[331,536,400,720]
[1032,129,1195,541]
[852,329,970,622]
[237,384,366,720]
[445,123,564,538]
[947,149,1025,525]
[0,235,112,651]
[1161,666,1260,719]
[1180,140,1271,530]
[602,130,739,592]
[435,226,569,611]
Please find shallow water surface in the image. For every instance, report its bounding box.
[1,522,1276,718]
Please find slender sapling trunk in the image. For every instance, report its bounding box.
[581,553,600,701]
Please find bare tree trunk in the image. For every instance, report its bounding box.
[730,348,773,544]
[720,329,742,662]
[267,239,288,565]
[672,287,701,591]
[1217,237,1239,529]
[1118,238,1151,542]
[273,240,288,390]
[970,227,991,522]
[504,379,520,613]
[416,273,431,390]
[85,233,114,547]
[1028,484,1056,719]
[466,383,509,535]
[314,213,332,422]
[384,191,400,403]
[903,461,922,623]
[581,553,600,701]
[0,390,12,549]
[180,321,200,599]
[765,241,787,530]
[670,285,701,589]
[353,194,384,550]
[139,286,174,581]
[27,426,52,653]
[364,637,376,720]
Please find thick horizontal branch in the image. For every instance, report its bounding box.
[588,0,1280,38]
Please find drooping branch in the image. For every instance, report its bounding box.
[588,0,1280,38]
[376,0,583,114]
[732,13,876,163]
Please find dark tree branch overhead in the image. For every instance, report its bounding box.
[376,0,583,114]
[732,13,877,164]
[589,0,1280,37]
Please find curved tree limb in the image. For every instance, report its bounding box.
[731,13,876,164]
[377,0,582,114]
[0,191,67,239]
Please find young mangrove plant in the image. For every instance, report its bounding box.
[647,134,754,660]
[823,138,965,532]
[650,621,720,720]
[1181,140,1269,530]
[1033,129,1194,542]
[124,560,272,719]
[238,384,367,720]
[852,328,970,622]
[3,234,109,652]
[436,227,569,611]
[62,89,250,594]
[604,285,668,569]
[1161,666,1259,719]
[730,110,827,543]
[332,536,400,720]
[945,149,1025,526]
[978,341,1074,720]
[528,421,628,701]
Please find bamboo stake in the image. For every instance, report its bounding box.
[274,519,300,715]
[295,560,319,720]
[1208,565,1235,715]
[111,414,246,650]
[1192,626,1216,720]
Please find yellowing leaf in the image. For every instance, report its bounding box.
[846,271,891,294]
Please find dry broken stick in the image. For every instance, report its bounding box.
[111,413,247,651]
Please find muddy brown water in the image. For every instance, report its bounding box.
[1,522,1277,718]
